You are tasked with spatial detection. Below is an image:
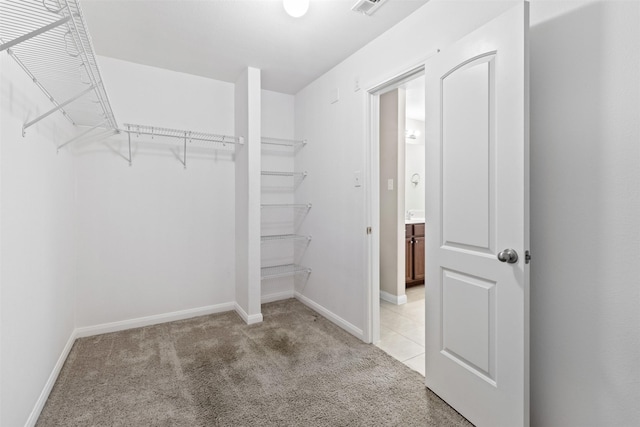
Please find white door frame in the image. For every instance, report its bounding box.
[364,53,437,344]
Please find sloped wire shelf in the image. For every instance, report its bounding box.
[0,0,118,138]
[261,234,312,243]
[261,264,312,280]
[261,136,306,147]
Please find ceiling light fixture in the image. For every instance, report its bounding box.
[351,0,388,16]
[283,0,309,18]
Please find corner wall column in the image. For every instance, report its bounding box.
[234,67,263,324]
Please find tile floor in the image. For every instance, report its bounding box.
[376,284,426,376]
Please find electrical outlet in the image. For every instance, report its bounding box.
[354,171,362,187]
[387,179,394,190]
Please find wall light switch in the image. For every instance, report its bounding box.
[354,77,361,92]
[354,171,362,187]
[330,88,340,104]
[387,179,394,190]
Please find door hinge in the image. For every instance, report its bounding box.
[366,226,372,235]
[525,250,531,264]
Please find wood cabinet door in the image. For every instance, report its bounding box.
[406,237,413,282]
[413,236,425,281]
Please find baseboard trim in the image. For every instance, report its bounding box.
[380,290,407,305]
[75,302,236,338]
[234,302,264,325]
[261,290,294,304]
[25,329,77,427]
[294,292,364,340]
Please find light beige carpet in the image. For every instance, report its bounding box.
[37,299,472,426]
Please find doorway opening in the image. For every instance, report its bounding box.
[367,68,426,376]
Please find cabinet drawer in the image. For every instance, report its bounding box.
[413,223,425,237]
[405,224,413,237]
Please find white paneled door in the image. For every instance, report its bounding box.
[424,3,529,427]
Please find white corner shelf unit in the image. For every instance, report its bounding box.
[260,136,311,281]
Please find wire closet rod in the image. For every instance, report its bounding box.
[121,123,243,168]
[122,123,243,145]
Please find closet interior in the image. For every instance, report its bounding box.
[0,0,306,322]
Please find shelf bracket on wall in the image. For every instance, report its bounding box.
[23,85,95,136]
[126,125,132,167]
[57,121,106,153]
[183,131,188,170]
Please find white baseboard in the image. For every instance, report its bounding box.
[234,302,264,325]
[380,290,407,305]
[294,292,364,340]
[25,329,77,427]
[261,290,294,304]
[75,302,236,338]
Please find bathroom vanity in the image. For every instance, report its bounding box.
[405,221,425,287]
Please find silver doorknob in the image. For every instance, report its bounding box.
[497,249,518,264]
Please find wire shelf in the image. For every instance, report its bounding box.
[261,203,312,209]
[261,171,307,177]
[261,264,312,280]
[0,0,118,133]
[261,234,312,243]
[122,123,243,146]
[261,136,306,147]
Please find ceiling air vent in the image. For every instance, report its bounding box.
[351,0,388,16]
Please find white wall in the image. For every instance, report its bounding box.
[0,55,77,427]
[294,0,516,338]
[295,0,639,425]
[379,89,405,298]
[75,57,237,328]
[405,118,425,213]
[528,1,640,425]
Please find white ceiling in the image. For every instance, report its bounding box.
[80,0,429,94]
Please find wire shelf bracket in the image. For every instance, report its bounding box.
[23,84,95,136]
[57,120,106,152]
